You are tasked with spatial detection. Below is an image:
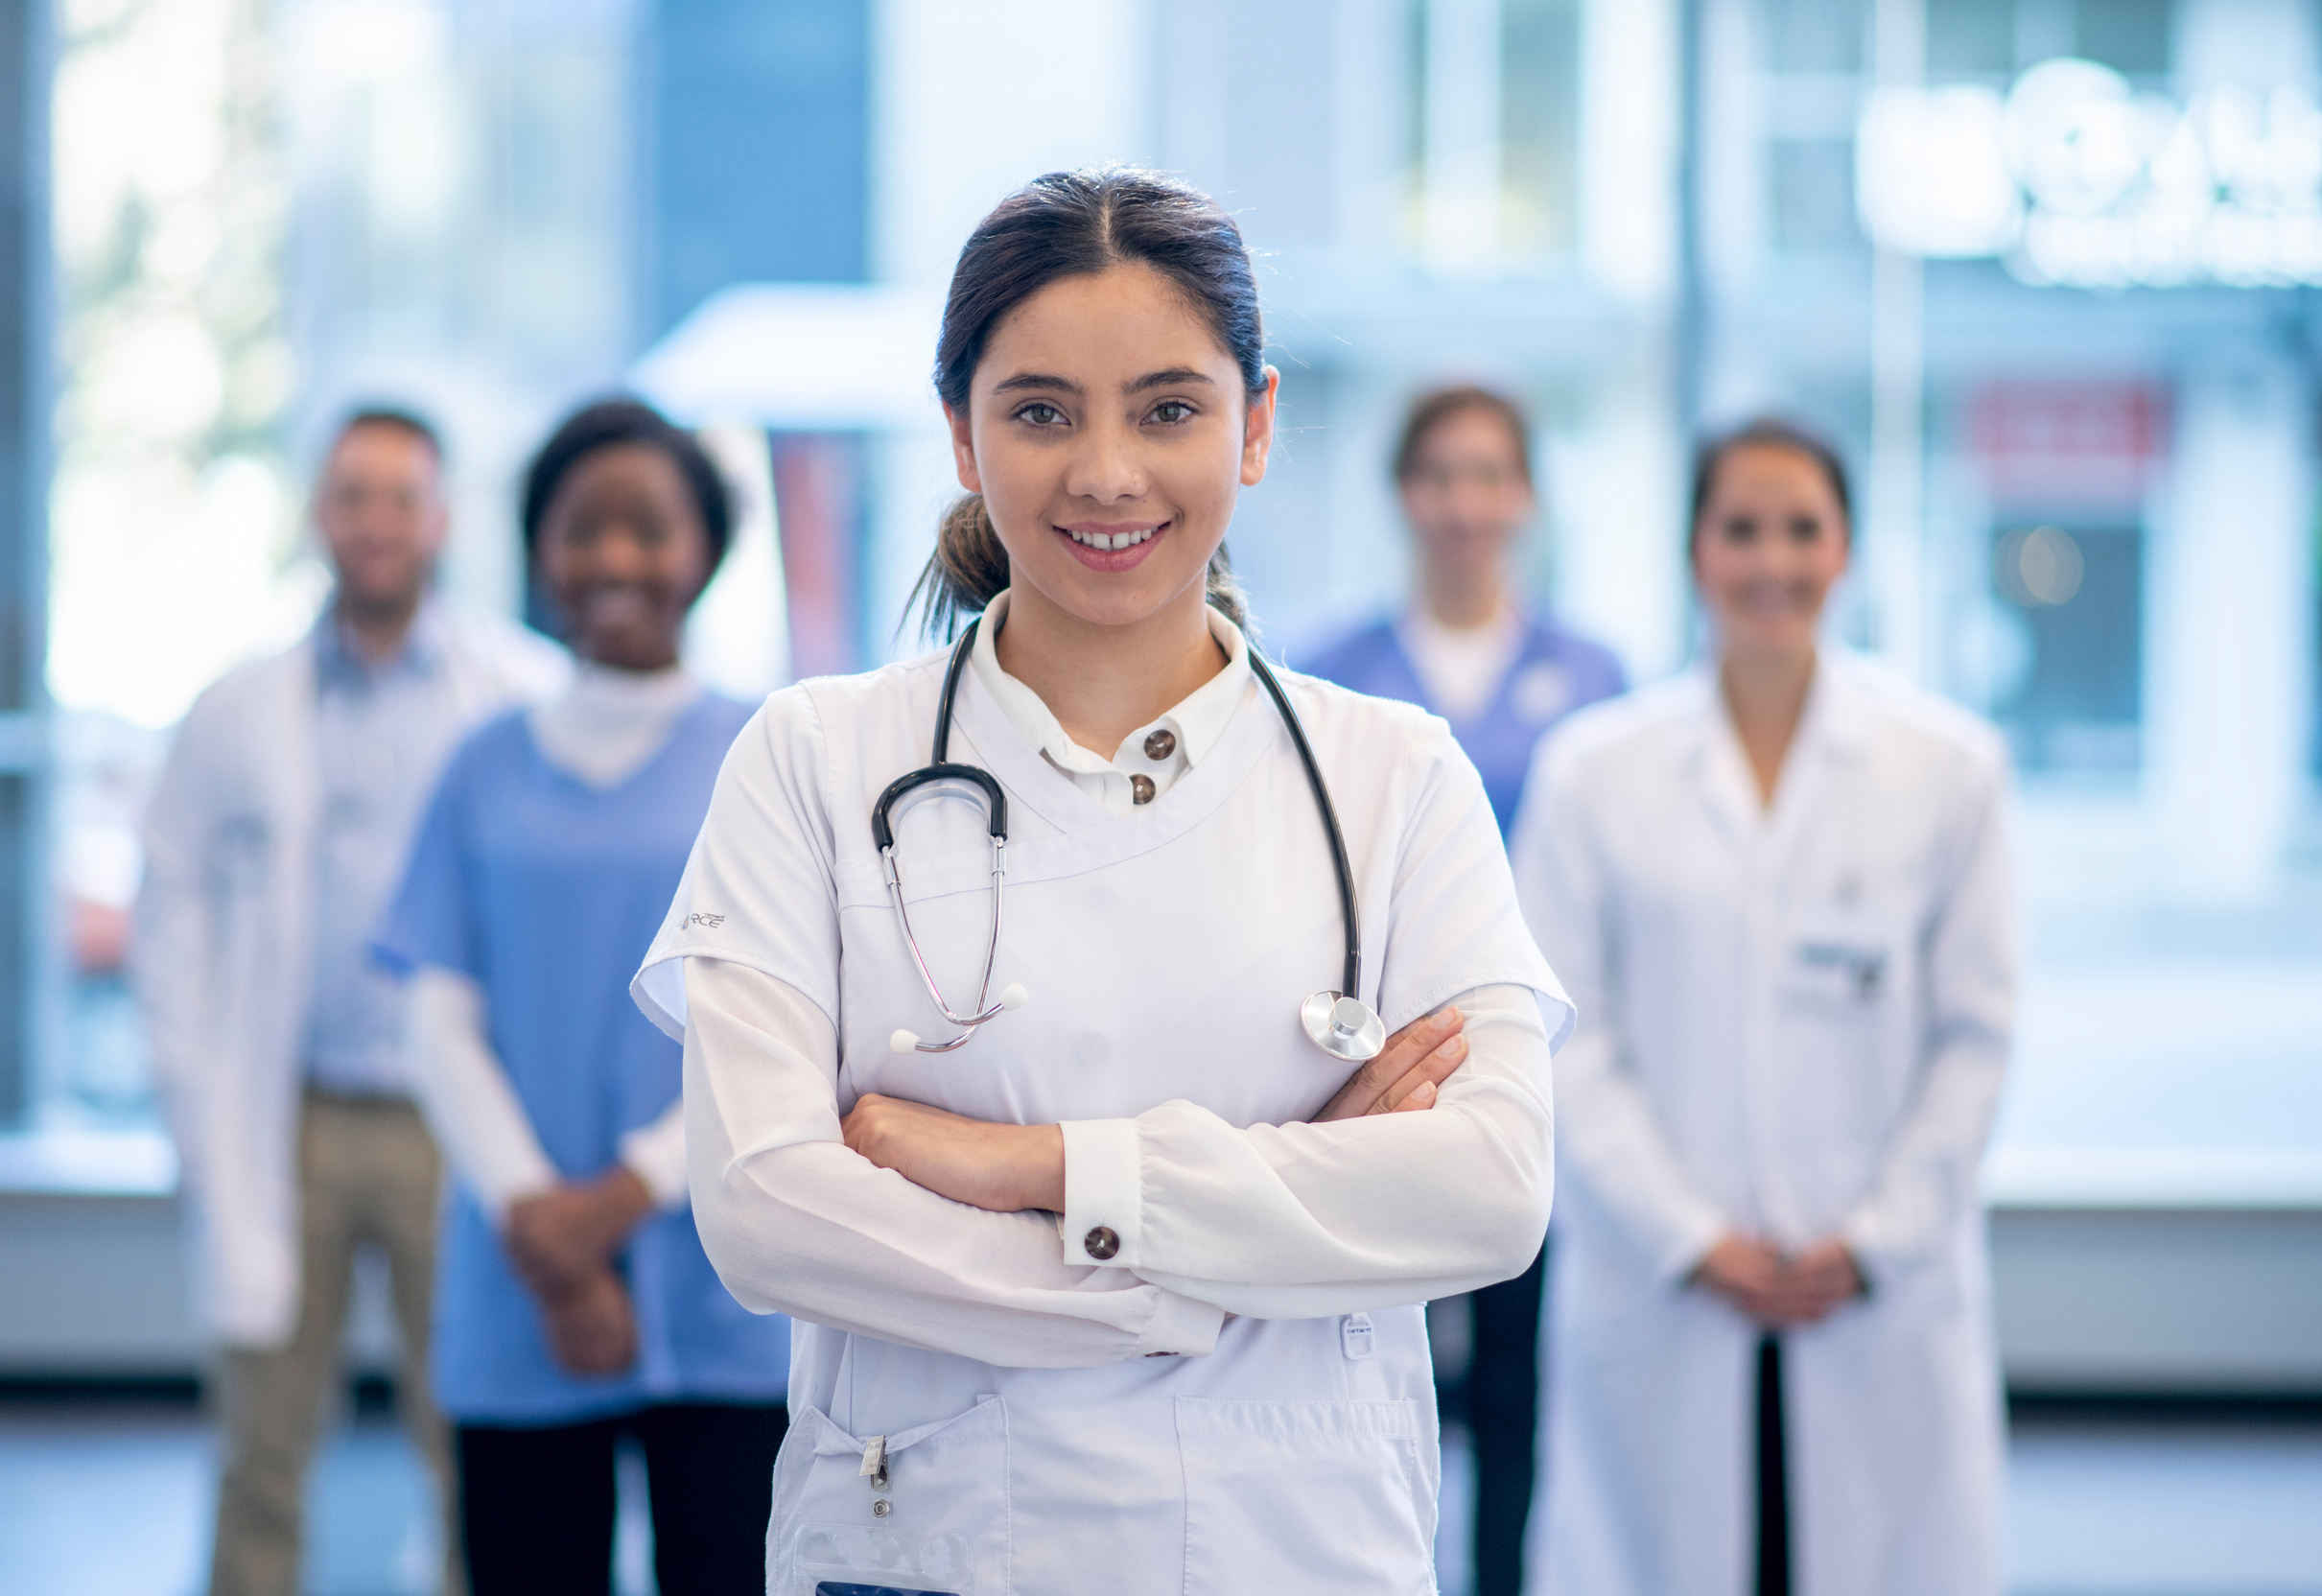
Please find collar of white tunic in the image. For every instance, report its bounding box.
[528,662,703,789]
[968,589,1255,818]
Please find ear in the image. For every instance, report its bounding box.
[944,401,982,493]
[1239,367,1280,488]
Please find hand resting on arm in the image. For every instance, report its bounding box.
[842,1006,1471,1214]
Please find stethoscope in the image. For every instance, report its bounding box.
[874,616,1386,1066]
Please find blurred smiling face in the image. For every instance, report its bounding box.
[946,262,1275,630]
[1398,406,1534,587]
[534,443,712,671]
[1691,442,1850,659]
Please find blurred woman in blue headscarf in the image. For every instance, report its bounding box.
[376,399,788,1595]
[1303,383,1625,1596]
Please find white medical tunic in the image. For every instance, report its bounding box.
[632,631,1571,1596]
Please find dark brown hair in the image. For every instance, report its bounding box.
[1393,385,1535,486]
[908,166,1263,641]
[1689,417,1853,550]
[337,405,443,461]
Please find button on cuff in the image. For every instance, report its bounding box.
[1059,1116,1142,1270]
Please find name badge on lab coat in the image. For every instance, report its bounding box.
[1782,939,1888,1015]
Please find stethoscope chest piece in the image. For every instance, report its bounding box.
[1302,991,1385,1063]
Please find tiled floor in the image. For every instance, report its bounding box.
[3,1399,2318,1596]
[1429,1412,2322,1596]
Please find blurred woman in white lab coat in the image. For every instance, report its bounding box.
[1511,418,2015,1596]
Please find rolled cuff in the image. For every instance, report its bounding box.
[1059,1116,1142,1270]
[618,1103,692,1211]
[1134,1284,1226,1360]
[1654,1202,1733,1286]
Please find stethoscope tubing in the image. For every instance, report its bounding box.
[873,610,1369,1052]
[1241,642,1364,1004]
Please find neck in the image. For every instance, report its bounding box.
[1718,641,1818,806]
[336,590,423,664]
[995,583,1227,757]
[1420,563,1506,629]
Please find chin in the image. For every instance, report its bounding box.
[1036,563,1207,629]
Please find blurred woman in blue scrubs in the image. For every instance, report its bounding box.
[1304,384,1625,1596]
[376,399,788,1595]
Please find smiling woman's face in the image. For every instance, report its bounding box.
[946,262,1276,631]
[1691,442,1850,663]
[535,443,712,671]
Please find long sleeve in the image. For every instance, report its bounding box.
[1059,982,1555,1318]
[683,954,1227,1369]
[404,967,692,1220]
[406,968,559,1222]
[1511,752,1729,1282]
[1841,752,2016,1276]
[133,705,223,1196]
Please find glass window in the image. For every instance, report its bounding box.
[1989,523,2144,772]
[1500,0,1582,257]
[1771,137,1864,251]
[1764,0,1865,74]
[2075,0,2172,76]
[1929,0,2019,77]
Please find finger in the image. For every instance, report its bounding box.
[1372,1033,1469,1114]
[1389,1078,1438,1114]
[1317,1009,1466,1120]
[1363,1009,1466,1093]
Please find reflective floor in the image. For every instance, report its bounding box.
[2,1396,2318,1596]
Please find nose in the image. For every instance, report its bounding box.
[1064,414,1147,505]
[591,523,654,581]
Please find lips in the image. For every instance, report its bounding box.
[1053,520,1168,573]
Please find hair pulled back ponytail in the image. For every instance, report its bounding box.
[907,165,1265,643]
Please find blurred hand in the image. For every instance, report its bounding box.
[538,1268,639,1377]
[1315,1007,1467,1122]
[1778,1238,1865,1320]
[1693,1232,1865,1326]
[505,1167,654,1297]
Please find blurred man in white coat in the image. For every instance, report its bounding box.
[1511,419,2014,1596]
[136,410,566,1596]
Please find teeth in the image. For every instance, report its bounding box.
[1065,526,1157,552]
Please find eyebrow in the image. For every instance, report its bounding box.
[989,367,1220,396]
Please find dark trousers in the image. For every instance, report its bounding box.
[1756,1335,1791,1596]
[1459,1244,1548,1596]
[457,1400,787,1596]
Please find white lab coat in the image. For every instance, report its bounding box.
[631,648,1572,1594]
[1509,655,2014,1596]
[134,605,567,1347]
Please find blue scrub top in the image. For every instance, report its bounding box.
[375,692,788,1426]
[1302,616,1627,835]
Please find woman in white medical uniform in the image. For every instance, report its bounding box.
[1511,419,2014,1596]
[628,166,1570,1595]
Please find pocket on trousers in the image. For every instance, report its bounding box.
[1176,1397,1434,1594]
[774,1397,1009,1596]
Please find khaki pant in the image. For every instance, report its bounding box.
[208,1091,462,1596]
